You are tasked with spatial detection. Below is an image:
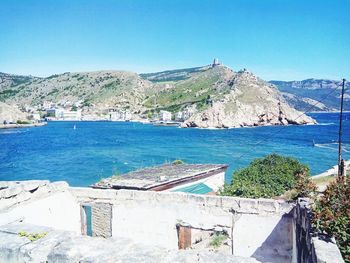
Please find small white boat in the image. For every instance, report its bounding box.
[73,124,76,130]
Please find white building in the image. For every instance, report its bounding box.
[108,109,131,121]
[61,110,81,120]
[175,111,184,121]
[175,108,194,122]
[159,110,172,121]
[46,108,81,120]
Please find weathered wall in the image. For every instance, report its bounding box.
[166,171,225,192]
[0,181,81,234]
[91,203,112,238]
[71,187,294,262]
[294,198,344,263]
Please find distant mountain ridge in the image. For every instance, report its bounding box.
[270,79,350,111]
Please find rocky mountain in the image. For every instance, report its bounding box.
[140,66,207,82]
[176,68,314,128]
[270,79,350,111]
[0,71,152,117]
[143,65,314,128]
[0,72,38,91]
[0,63,316,128]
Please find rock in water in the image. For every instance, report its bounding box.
[181,69,316,128]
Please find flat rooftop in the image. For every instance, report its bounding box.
[92,164,228,191]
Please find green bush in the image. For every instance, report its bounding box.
[172,159,185,165]
[220,154,311,198]
[16,120,31,125]
[18,231,48,242]
[209,232,228,249]
[313,177,350,262]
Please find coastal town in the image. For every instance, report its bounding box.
[1,1,349,263]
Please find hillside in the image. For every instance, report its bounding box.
[0,102,28,124]
[178,68,314,128]
[140,66,208,82]
[0,71,153,117]
[0,73,39,100]
[142,65,314,128]
[270,79,350,111]
[0,63,316,128]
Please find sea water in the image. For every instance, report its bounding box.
[0,112,349,186]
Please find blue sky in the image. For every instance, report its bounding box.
[1,0,349,80]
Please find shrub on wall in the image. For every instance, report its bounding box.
[313,177,350,263]
[220,154,314,198]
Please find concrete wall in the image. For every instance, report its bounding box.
[0,181,345,263]
[166,171,225,192]
[71,187,294,262]
[0,181,81,234]
[294,198,344,263]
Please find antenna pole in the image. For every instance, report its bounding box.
[338,78,346,177]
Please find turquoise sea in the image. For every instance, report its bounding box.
[0,112,349,186]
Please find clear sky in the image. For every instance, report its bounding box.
[1,0,349,80]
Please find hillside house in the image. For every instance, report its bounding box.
[159,110,172,121]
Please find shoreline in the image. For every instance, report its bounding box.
[312,159,350,178]
[0,122,47,129]
[308,110,350,114]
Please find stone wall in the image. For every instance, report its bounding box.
[293,198,344,263]
[71,187,294,262]
[0,180,81,234]
[91,203,112,238]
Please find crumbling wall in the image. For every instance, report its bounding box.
[91,203,112,238]
[71,187,294,262]
[0,180,81,233]
[294,198,344,263]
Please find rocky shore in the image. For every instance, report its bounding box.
[181,70,316,128]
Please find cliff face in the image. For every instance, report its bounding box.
[181,69,315,128]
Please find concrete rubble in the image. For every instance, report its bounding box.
[0,223,262,263]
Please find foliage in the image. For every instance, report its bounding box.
[18,231,48,242]
[47,88,59,96]
[220,154,311,198]
[313,177,350,262]
[0,89,20,100]
[172,159,185,165]
[16,120,31,125]
[147,112,153,119]
[293,170,317,199]
[209,232,228,248]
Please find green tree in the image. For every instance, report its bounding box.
[220,154,312,198]
[313,177,350,262]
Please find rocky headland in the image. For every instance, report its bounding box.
[0,61,318,129]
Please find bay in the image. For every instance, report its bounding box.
[0,112,349,186]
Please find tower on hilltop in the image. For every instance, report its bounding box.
[212,58,221,67]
